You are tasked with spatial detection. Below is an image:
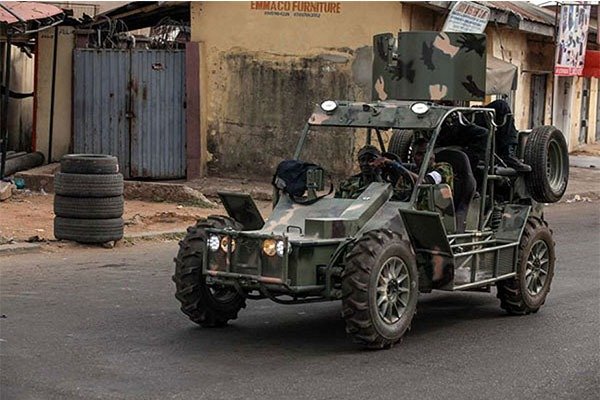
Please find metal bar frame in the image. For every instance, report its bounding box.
[453,272,517,291]
[453,242,518,258]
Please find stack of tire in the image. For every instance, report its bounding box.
[54,154,124,244]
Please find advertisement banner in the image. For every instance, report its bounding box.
[442,1,490,34]
[554,4,592,76]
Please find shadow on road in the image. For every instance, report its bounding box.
[169,291,509,355]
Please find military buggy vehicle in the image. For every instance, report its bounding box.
[173,32,569,348]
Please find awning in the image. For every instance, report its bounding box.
[582,50,600,78]
[486,56,518,95]
[0,2,63,25]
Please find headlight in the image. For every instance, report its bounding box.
[220,236,236,253]
[411,102,430,115]
[320,100,337,113]
[262,239,277,257]
[207,235,220,252]
[276,240,291,257]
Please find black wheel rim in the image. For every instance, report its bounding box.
[376,256,411,324]
[547,139,564,191]
[525,240,550,296]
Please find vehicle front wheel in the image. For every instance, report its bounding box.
[172,216,246,327]
[496,217,555,314]
[341,230,418,349]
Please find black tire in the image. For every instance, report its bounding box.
[524,126,569,203]
[342,230,418,349]
[388,130,414,162]
[61,154,119,175]
[54,217,124,243]
[54,172,123,198]
[172,216,246,327]
[54,195,124,219]
[496,217,555,315]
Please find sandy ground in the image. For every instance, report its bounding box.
[0,190,272,243]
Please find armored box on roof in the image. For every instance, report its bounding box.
[372,31,487,102]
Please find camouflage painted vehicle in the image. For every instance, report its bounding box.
[173,32,568,349]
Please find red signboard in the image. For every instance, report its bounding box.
[581,50,600,78]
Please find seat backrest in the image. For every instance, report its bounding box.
[434,148,476,210]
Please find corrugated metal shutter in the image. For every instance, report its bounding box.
[73,49,131,176]
[73,49,186,179]
[130,50,186,179]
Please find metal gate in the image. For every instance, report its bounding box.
[530,74,546,127]
[73,49,186,179]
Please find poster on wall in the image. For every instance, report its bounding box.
[554,4,591,76]
[442,1,490,34]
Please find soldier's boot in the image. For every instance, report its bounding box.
[501,145,531,172]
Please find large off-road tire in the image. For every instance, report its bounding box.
[172,216,246,327]
[54,217,124,243]
[524,126,569,203]
[54,195,124,219]
[54,172,123,198]
[60,154,119,174]
[388,130,414,162]
[496,217,555,315]
[341,230,418,349]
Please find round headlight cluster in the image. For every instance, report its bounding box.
[262,239,291,257]
[207,235,220,252]
[220,236,236,252]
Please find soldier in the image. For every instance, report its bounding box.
[438,99,531,173]
[335,145,384,199]
[372,138,454,205]
[478,99,531,172]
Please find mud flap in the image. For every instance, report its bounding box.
[218,192,265,231]
[399,209,454,289]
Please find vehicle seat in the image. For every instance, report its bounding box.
[434,148,476,233]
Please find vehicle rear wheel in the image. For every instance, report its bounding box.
[524,126,569,203]
[388,130,414,162]
[172,216,246,327]
[342,230,418,349]
[496,217,555,314]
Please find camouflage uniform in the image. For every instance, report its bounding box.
[335,175,370,199]
[397,162,454,209]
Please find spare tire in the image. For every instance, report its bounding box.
[54,172,123,198]
[524,126,569,203]
[61,154,119,174]
[54,217,124,243]
[54,195,124,219]
[388,130,414,162]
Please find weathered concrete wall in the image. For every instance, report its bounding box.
[192,1,404,176]
[35,26,75,163]
[488,28,555,130]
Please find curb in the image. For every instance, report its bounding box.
[124,229,187,241]
[0,243,43,256]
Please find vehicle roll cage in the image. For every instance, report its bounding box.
[294,105,504,231]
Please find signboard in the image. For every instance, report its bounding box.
[249,2,341,18]
[442,2,490,34]
[554,4,591,76]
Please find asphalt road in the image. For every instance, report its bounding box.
[1,202,599,400]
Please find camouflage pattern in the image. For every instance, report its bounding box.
[308,100,451,130]
[335,174,371,200]
[372,31,486,102]
[396,161,454,209]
